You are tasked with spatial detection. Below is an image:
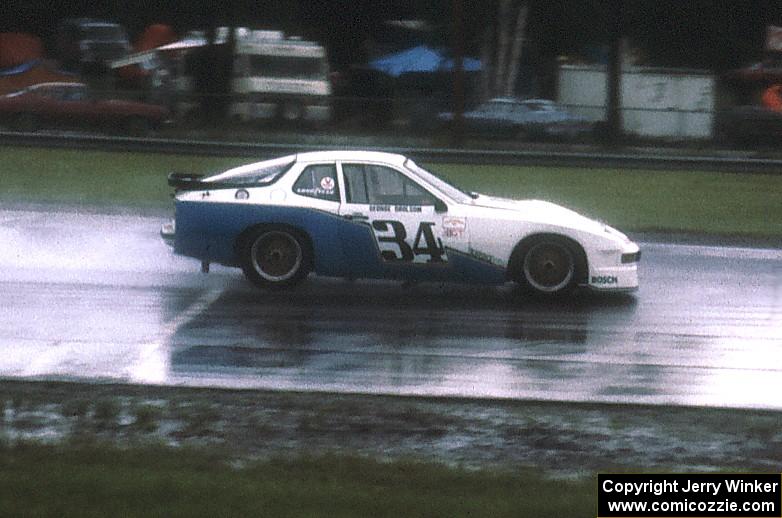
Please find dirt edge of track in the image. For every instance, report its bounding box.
[2,380,780,476]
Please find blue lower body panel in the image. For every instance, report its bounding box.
[174,201,506,284]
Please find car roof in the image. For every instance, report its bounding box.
[207,150,410,182]
[484,97,557,105]
[485,97,521,104]
[5,82,86,96]
[521,98,556,104]
[26,82,87,90]
[62,18,120,27]
[295,150,408,166]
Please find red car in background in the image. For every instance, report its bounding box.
[0,82,170,134]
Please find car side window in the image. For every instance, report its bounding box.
[292,164,339,202]
[486,102,511,118]
[343,163,435,206]
[342,164,369,204]
[62,87,85,101]
[40,87,59,100]
[484,102,502,114]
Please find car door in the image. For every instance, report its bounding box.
[509,102,534,135]
[338,162,447,278]
[466,102,501,134]
[57,84,93,128]
[36,86,65,127]
[477,101,514,135]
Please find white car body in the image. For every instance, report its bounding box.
[163,150,639,294]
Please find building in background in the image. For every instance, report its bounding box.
[115,28,331,124]
[558,64,714,139]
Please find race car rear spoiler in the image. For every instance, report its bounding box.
[168,172,258,191]
[168,172,207,190]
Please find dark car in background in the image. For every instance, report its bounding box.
[56,18,130,73]
[714,105,782,146]
[0,82,170,134]
[438,97,593,140]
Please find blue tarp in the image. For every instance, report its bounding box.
[369,45,481,77]
[0,60,76,78]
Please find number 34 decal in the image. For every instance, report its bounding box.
[371,220,446,263]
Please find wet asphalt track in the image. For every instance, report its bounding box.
[1,207,780,409]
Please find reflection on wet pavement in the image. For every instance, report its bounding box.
[1,209,781,409]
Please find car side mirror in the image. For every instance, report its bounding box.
[434,198,447,213]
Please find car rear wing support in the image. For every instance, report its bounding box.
[168,172,207,190]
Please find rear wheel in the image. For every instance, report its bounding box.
[239,227,311,290]
[514,236,581,296]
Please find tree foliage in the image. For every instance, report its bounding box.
[481,0,529,99]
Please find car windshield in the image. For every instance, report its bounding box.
[80,25,126,41]
[62,85,89,101]
[523,101,556,111]
[404,160,473,203]
[204,156,295,185]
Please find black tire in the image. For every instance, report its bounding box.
[513,236,582,296]
[239,227,311,290]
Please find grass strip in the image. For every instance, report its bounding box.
[0,147,244,211]
[437,163,782,238]
[2,146,781,237]
[0,442,594,518]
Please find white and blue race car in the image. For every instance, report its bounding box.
[162,150,639,295]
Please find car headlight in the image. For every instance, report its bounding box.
[621,251,641,263]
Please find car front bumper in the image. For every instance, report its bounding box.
[585,242,641,292]
[586,264,639,292]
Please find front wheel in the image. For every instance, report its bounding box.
[239,227,311,290]
[516,238,578,296]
